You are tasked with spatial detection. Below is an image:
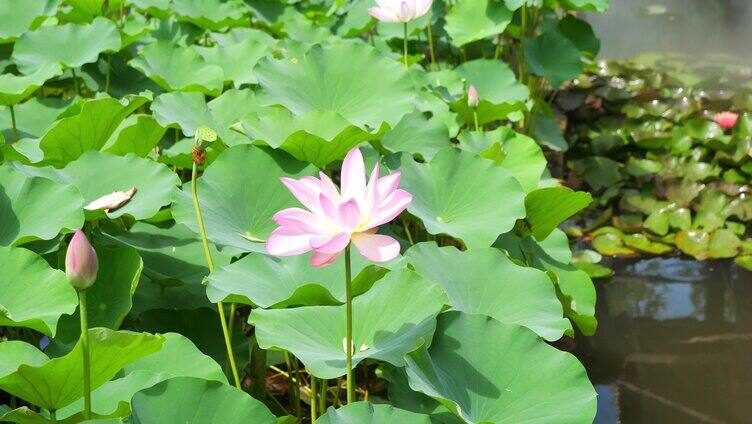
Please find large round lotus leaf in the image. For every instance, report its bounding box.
[240,105,384,167]
[254,41,415,130]
[0,246,78,336]
[0,97,74,141]
[206,252,382,308]
[12,17,121,74]
[378,110,451,161]
[14,151,180,220]
[128,41,224,96]
[131,377,275,424]
[564,0,609,12]
[50,244,143,349]
[0,0,57,42]
[0,329,164,411]
[63,0,124,22]
[558,14,600,57]
[457,127,545,192]
[172,0,248,30]
[197,38,270,88]
[444,0,512,47]
[0,166,84,246]
[387,148,526,248]
[405,312,597,424]
[0,341,48,377]
[525,187,592,240]
[37,95,150,167]
[58,333,226,419]
[172,144,316,252]
[101,221,233,287]
[0,63,62,106]
[318,402,430,424]
[524,30,582,87]
[450,60,529,125]
[379,365,462,424]
[250,269,447,379]
[407,242,569,341]
[102,114,167,157]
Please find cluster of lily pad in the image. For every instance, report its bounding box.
[0,0,609,423]
[560,56,752,271]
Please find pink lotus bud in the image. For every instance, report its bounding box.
[399,1,411,21]
[713,111,738,129]
[65,230,98,290]
[467,85,480,108]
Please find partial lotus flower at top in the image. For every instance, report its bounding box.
[713,111,739,130]
[266,147,412,267]
[368,0,433,23]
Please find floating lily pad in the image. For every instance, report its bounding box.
[0,63,62,106]
[387,148,526,248]
[0,246,78,336]
[250,269,446,379]
[404,312,597,424]
[592,232,638,256]
[444,0,512,47]
[318,402,430,424]
[736,255,752,271]
[172,145,316,252]
[131,377,275,423]
[129,41,225,96]
[12,17,121,74]
[622,233,673,255]
[407,242,569,341]
[525,187,592,240]
[0,329,164,411]
[206,252,381,308]
[676,229,741,260]
[0,166,84,246]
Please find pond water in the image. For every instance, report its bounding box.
[576,258,752,423]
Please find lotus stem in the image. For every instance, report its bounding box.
[9,105,18,143]
[50,410,57,424]
[319,378,327,412]
[78,290,91,420]
[426,20,436,69]
[473,110,480,132]
[104,54,111,94]
[284,351,301,418]
[310,375,318,422]
[191,154,242,389]
[344,245,354,403]
[403,22,408,69]
[71,68,81,96]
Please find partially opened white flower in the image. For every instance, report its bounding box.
[368,0,433,23]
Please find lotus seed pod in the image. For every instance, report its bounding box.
[65,230,98,291]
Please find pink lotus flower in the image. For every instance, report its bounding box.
[713,111,738,129]
[368,0,432,23]
[467,84,480,108]
[266,148,412,267]
[65,230,98,290]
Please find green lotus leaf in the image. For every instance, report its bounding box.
[562,0,610,13]
[255,41,415,131]
[206,252,382,308]
[458,127,545,193]
[12,17,121,74]
[407,242,570,341]
[240,105,386,167]
[0,97,75,141]
[101,221,233,287]
[377,110,451,160]
[643,209,670,235]
[0,166,84,246]
[57,333,226,419]
[250,269,447,379]
[568,156,623,190]
[449,60,529,125]
[532,110,569,151]
[525,187,592,240]
[0,0,58,43]
[405,311,596,424]
[102,115,167,157]
[0,246,78,336]
[150,90,254,145]
[172,144,316,252]
[496,230,597,335]
[14,151,180,220]
[0,341,49,377]
[387,148,526,248]
[380,365,462,424]
[131,377,275,424]
[592,232,638,256]
[524,29,582,87]
[197,38,270,88]
[172,0,248,30]
[621,233,673,255]
[129,41,224,96]
[444,0,513,47]
[0,63,62,106]
[318,402,430,424]
[676,229,741,260]
[50,244,143,350]
[558,14,600,57]
[0,329,164,410]
[736,255,752,271]
[63,0,124,22]
[37,95,150,167]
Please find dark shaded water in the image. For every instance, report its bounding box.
[577,258,752,423]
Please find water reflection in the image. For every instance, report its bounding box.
[577,257,752,424]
